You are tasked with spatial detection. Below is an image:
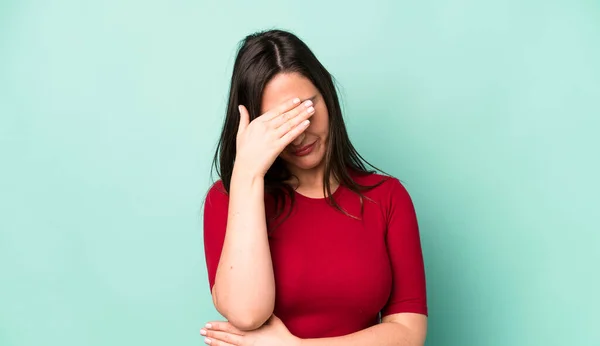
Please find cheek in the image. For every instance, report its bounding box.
[308,108,329,134]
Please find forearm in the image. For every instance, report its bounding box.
[213,167,275,329]
[301,322,423,346]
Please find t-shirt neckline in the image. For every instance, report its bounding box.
[293,184,344,203]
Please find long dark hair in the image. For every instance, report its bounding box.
[212,29,385,222]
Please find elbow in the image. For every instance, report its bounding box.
[226,313,272,331]
[212,288,274,331]
[217,306,274,331]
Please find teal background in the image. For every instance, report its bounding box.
[1,1,599,345]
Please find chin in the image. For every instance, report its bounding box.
[281,151,325,171]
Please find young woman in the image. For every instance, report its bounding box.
[201,29,428,346]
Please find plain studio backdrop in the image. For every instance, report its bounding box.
[1,1,599,345]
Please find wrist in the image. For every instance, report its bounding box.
[232,162,265,181]
[231,165,264,188]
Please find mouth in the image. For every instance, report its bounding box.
[291,140,318,156]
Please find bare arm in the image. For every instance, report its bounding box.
[210,98,315,331]
[301,313,427,346]
[201,312,426,345]
[302,179,428,345]
[212,168,274,330]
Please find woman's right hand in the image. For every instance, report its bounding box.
[234,97,315,177]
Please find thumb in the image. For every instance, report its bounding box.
[237,105,249,133]
[269,315,282,324]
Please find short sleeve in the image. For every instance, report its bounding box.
[381,178,428,317]
[203,181,229,292]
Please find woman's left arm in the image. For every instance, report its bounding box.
[303,178,429,346]
[301,313,427,346]
[202,178,428,345]
[201,312,426,346]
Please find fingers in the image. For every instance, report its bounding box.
[203,335,236,346]
[270,99,314,129]
[201,321,243,346]
[204,322,244,335]
[279,119,310,146]
[262,97,302,121]
[237,105,250,134]
[202,330,240,346]
[275,101,314,138]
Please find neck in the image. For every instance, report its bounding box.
[285,162,339,196]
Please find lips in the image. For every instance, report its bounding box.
[291,141,317,156]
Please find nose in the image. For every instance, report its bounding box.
[291,133,305,146]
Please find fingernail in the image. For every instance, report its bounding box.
[205,323,212,329]
[200,329,207,336]
[307,106,315,113]
[293,98,300,104]
[204,337,212,345]
[304,100,313,107]
[237,105,242,113]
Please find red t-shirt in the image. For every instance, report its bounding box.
[203,172,427,338]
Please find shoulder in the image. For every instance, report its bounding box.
[347,171,416,219]
[204,180,229,209]
[349,170,410,200]
[207,180,227,195]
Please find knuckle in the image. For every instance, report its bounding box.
[260,121,271,130]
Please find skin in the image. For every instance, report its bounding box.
[259,72,337,198]
[211,83,315,330]
[200,313,427,346]
[206,72,428,345]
